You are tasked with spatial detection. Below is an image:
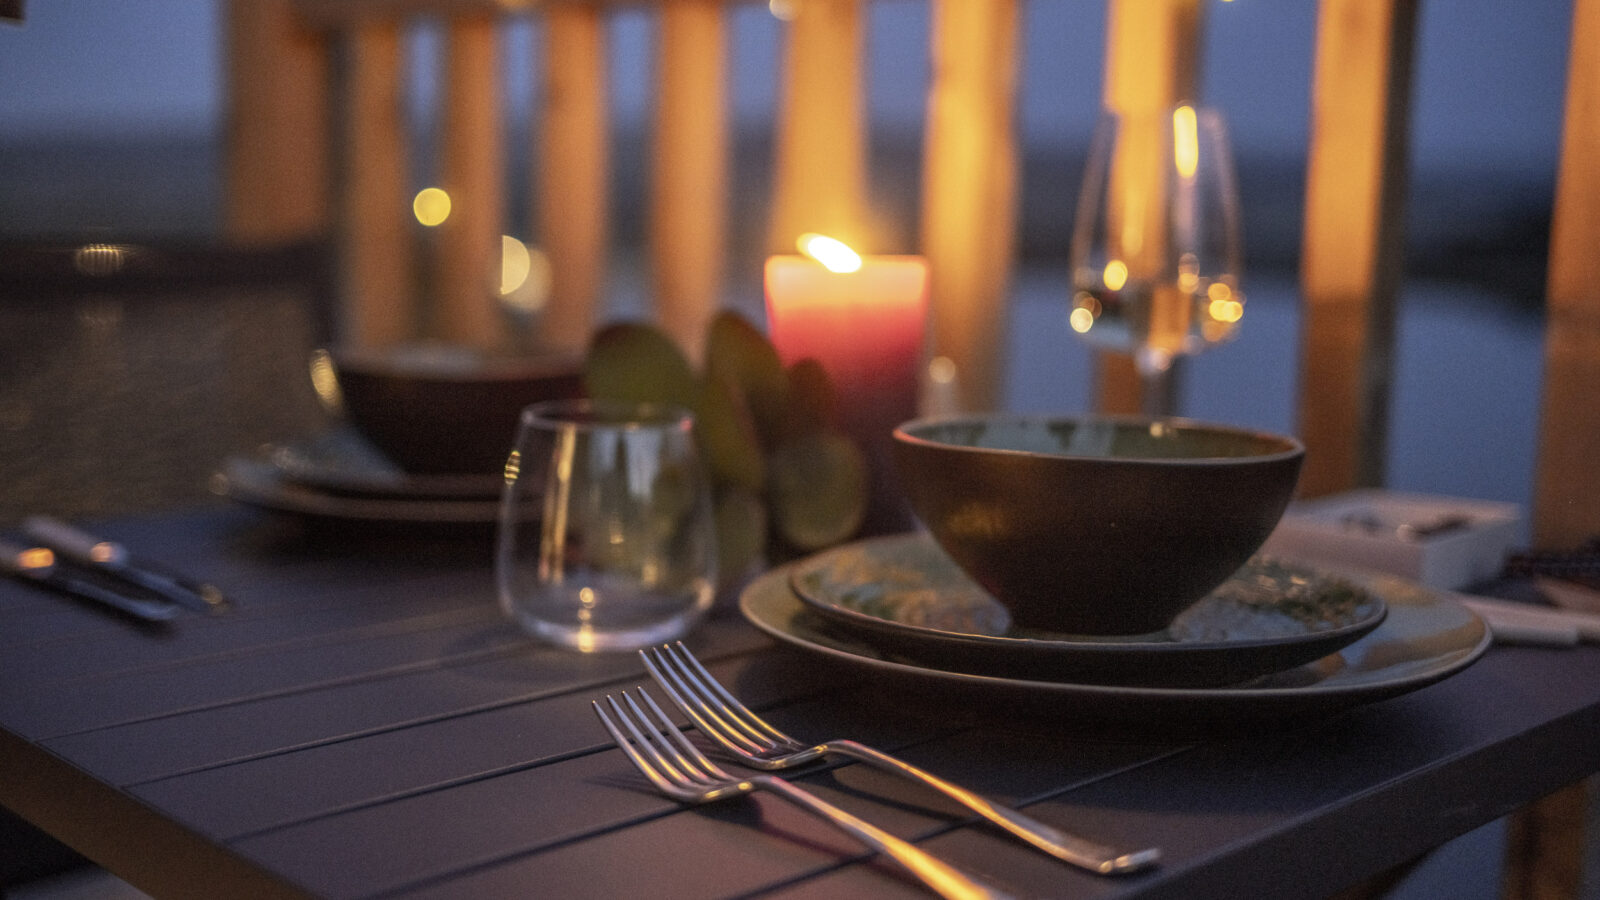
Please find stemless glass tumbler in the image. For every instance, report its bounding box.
[496,400,717,652]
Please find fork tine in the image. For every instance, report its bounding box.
[627,688,735,784]
[592,696,681,794]
[643,646,771,755]
[665,642,797,748]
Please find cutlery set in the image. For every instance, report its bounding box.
[596,642,1160,899]
[0,516,228,621]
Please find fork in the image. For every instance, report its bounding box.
[593,688,1011,900]
[641,642,1160,875]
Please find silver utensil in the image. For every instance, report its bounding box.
[0,538,179,623]
[593,688,1010,900]
[641,642,1160,875]
[22,516,229,613]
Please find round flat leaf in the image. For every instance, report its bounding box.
[769,430,867,551]
[696,375,766,493]
[705,311,789,448]
[582,322,698,409]
[784,358,840,437]
[714,486,767,588]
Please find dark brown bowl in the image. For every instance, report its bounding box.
[892,414,1304,635]
[314,345,584,475]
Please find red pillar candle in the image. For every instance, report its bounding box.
[764,250,929,535]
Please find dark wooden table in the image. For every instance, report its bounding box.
[3,506,1599,899]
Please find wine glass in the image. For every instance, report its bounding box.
[496,399,717,652]
[1069,104,1244,416]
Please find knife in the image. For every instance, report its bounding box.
[21,516,230,613]
[0,538,181,622]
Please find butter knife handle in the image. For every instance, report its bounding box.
[22,516,127,567]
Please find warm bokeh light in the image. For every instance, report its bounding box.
[928,355,957,385]
[1069,307,1096,333]
[17,547,54,570]
[413,187,452,227]
[1102,259,1129,292]
[797,233,863,274]
[1209,296,1245,323]
[500,235,531,295]
[73,243,128,276]
[500,239,552,314]
[308,348,343,414]
[768,0,798,20]
[1173,105,1199,179]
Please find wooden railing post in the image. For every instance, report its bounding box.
[224,0,331,246]
[334,21,413,349]
[1296,0,1418,497]
[1094,0,1205,415]
[653,1,729,363]
[1506,2,1600,894]
[920,0,1021,413]
[769,0,868,252]
[433,15,505,350]
[1532,0,1600,551]
[536,6,611,356]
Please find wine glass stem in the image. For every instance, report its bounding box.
[1138,357,1180,418]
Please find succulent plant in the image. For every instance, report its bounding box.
[582,312,868,584]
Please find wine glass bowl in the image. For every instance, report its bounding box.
[1069,105,1245,414]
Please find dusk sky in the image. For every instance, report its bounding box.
[0,0,1575,179]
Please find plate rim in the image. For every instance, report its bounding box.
[742,562,1492,707]
[218,457,502,524]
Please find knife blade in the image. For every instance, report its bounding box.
[21,516,230,613]
[0,538,180,622]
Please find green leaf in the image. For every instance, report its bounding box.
[714,486,767,587]
[582,321,698,410]
[705,311,790,449]
[769,429,867,551]
[783,357,840,437]
[696,374,766,493]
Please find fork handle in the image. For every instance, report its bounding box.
[822,740,1160,875]
[753,775,1011,900]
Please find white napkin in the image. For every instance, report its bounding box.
[1454,593,1600,647]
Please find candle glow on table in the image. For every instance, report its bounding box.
[765,236,928,534]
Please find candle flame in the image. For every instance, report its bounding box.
[797,233,863,274]
[1173,106,1199,179]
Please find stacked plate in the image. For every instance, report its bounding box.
[214,431,503,530]
[741,533,1491,725]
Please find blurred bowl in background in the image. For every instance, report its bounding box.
[893,414,1304,635]
[312,344,585,475]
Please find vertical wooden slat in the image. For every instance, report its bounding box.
[536,6,610,355]
[1508,4,1600,894]
[920,0,1020,412]
[1094,0,1204,415]
[1503,781,1591,900]
[224,0,331,245]
[433,15,504,349]
[1532,0,1600,549]
[336,22,413,349]
[652,1,728,362]
[1296,0,1418,497]
[769,0,868,252]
